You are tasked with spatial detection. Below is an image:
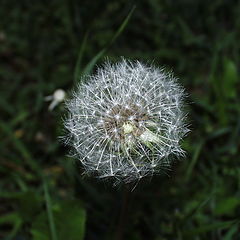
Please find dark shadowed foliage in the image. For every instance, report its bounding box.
[0,0,240,239]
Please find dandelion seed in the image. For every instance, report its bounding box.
[45,89,66,111]
[63,59,189,184]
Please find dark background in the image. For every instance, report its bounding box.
[0,0,240,239]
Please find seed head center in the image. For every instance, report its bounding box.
[102,103,149,141]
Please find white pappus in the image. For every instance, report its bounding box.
[63,59,189,185]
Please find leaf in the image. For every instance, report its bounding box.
[223,224,239,240]
[181,195,212,225]
[31,200,86,240]
[0,120,40,174]
[222,58,238,99]
[183,220,238,236]
[81,5,136,77]
[16,191,42,221]
[74,32,89,82]
[0,213,22,240]
[185,141,203,182]
[43,179,58,240]
[215,197,240,216]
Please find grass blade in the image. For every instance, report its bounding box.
[43,178,58,240]
[81,5,136,77]
[185,141,204,182]
[74,32,89,82]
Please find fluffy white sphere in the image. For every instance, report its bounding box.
[64,59,188,184]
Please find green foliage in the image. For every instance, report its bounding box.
[215,197,240,216]
[0,0,240,239]
[79,6,136,78]
[31,199,86,240]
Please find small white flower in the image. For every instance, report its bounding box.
[64,59,189,184]
[45,89,66,111]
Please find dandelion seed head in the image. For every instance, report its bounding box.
[64,59,189,184]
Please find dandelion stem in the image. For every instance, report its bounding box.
[115,186,131,240]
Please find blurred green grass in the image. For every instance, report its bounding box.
[0,0,240,239]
